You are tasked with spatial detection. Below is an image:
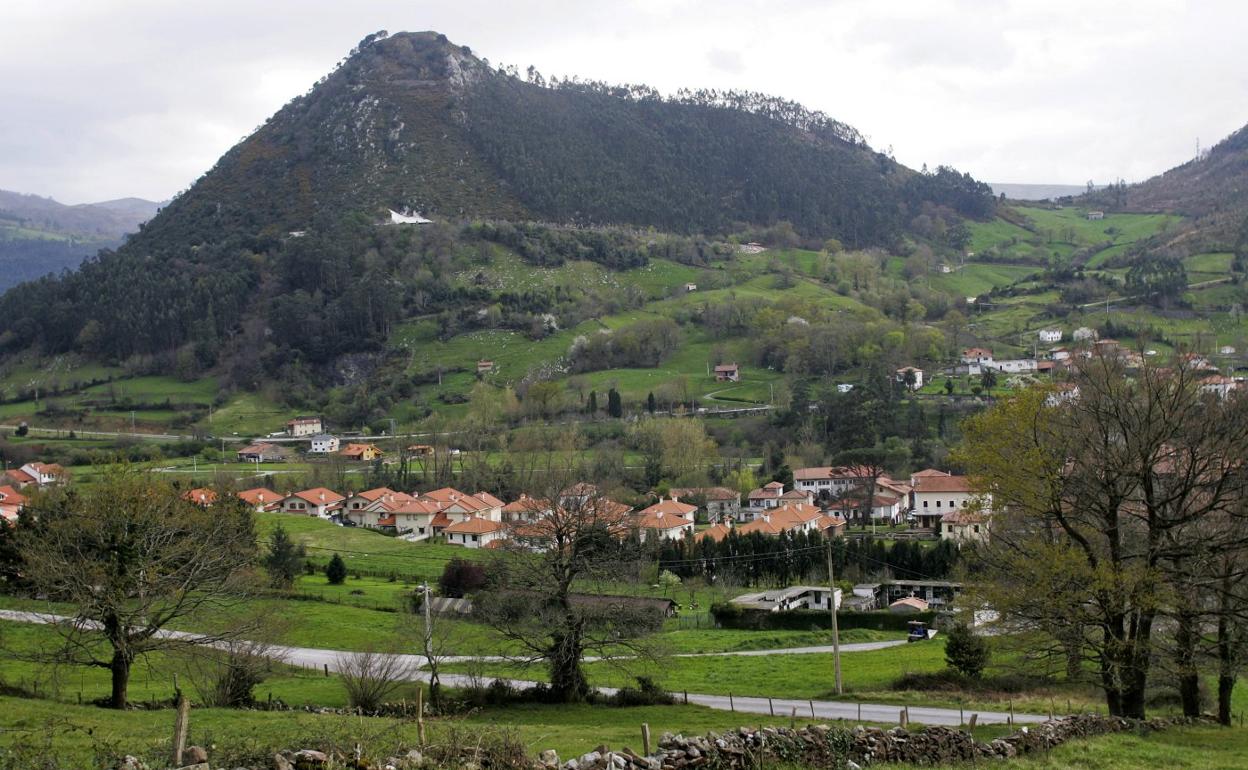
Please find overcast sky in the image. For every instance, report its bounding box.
[2,0,1245,204]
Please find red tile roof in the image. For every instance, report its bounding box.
[237,488,281,507]
[914,475,973,493]
[444,516,505,535]
[182,487,217,505]
[289,488,345,505]
[639,498,697,518]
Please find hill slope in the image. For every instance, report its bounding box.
[0,190,161,291]
[0,30,993,367]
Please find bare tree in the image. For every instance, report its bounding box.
[337,649,416,711]
[475,453,662,702]
[959,354,1248,718]
[16,472,257,709]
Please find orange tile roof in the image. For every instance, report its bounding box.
[385,500,441,515]
[637,510,694,531]
[914,475,973,493]
[290,487,345,505]
[5,469,35,485]
[182,487,217,505]
[355,487,397,502]
[475,491,505,508]
[639,498,697,518]
[698,523,734,542]
[0,485,27,506]
[237,488,281,507]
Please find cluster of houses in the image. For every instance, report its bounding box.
[895,332,1245,397]
[729,578,963,615]
[239,417,388,464]
[0,461,68,525]
[178,461,988,551]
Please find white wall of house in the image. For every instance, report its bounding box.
[447,529,503,549]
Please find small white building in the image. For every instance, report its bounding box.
[896,366,924,390]
[730,585,843,613]
[1038,329,1062,343]
[280,488,345,518]
[960,347,994,366]
[309,434,340,454]
[1086,211,1105,221]
[444,515,506,548]
[992,359,1038,374]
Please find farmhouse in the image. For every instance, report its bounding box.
[745,480,786,517]
[714,363,740,382]
[730,585,842,612]
[1038,329,1062,343]
[6,462,68,488]
[286,416,323,437]
[941,509,991,543]
[236,442,290,463]
[910,472,977,529]
[792,465,884,500]
[280,488,345,518]
[960,347,994,365]
[340,443,384,461]
[669,486,741,522]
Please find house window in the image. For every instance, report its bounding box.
[973,525,980,533]
[472,535,479,543]
[949,500,955,508]
[922,500,929,508]
[936,501,942,508]
[419,527,425,534]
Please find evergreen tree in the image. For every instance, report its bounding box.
[607,388,623,418]
[647,391,657,414]
[944,621,991,678]
[586,390,598,414]
[262,524,305,589]
[326,552,348,585]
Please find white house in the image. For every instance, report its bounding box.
[286,416,323,437]
[1038,329,1063,343]
[961,347,994,366]
[745,481,786,517]
[896,366,924,390]
[309,434,340,453]
[1200,375,1241,400]
[444,515,506,548]
[280,488,345,518]
[992,359,1038,374]
[940,510,991,544]
[636,498,697,542]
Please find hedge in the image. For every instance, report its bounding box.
[710,602,934,632]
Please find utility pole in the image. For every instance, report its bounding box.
[825,537,843,695]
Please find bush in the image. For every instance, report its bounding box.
[610,676,675,707]
[710,603,934,632]
[439,557,488,598]
[336,650,413,711]
[944,621,990,678]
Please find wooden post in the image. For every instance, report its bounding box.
[857,702,861,722]
[416,686,426,745]
[809,700,816,719]
[642,723,651,756]
[968,713,978,733]
[729,693,735,712]
[790,706,797,728]
[959,706,964,726]
[324,663,329,677]
[1009,701,1015,726]
[768,697,775,717]
[171,678,190,768]
[683,690,688,705]
[899,708,908,728]
[904,706,910,725]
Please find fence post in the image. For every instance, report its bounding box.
[642,723,651,756]
[416,686,426,745]
[171,678,190,768]
[959,706,964,726]
[968,713,977,733]
[684,690,688,705]
[810,700,815,719]
[768,697,775,717]
[857,703,861,722]
[1009,701,1015,726]
[324,663,329,677]
[899,708,908,728]
[729,693,735,712]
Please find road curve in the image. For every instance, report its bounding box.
[0,610,1046,727]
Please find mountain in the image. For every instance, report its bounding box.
[990,183,1099,201]
[1082,122,1248,253]
[0,190,162,291]
[0,30,994,371]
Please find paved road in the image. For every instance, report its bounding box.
[0,610,1045,727]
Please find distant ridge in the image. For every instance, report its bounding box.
[990,183,1101,201]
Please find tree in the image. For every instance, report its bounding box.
[262,525,305,588]
[658,569,681,596]
[476,460,662,702]
[980,367,998,390]
[439,557,487,598]
[1126,253,1187,307]
[337,649,414,712]
[647,391,657,414]
[944,621,990,678]
[326,553,348,585]
[586,390,598,415]
[607,388,623,418]
[15,472,256,709]
[944,378,954,395]
[958,355,1248,718]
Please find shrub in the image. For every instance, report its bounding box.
[439,557,488,598]
[336,650,413,711]
[611,676,675,707]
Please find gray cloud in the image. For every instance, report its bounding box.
[1,0,1245,203]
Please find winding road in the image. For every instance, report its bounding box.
[0,610,1048,726]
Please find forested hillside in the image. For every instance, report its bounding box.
[0,30,994,383]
